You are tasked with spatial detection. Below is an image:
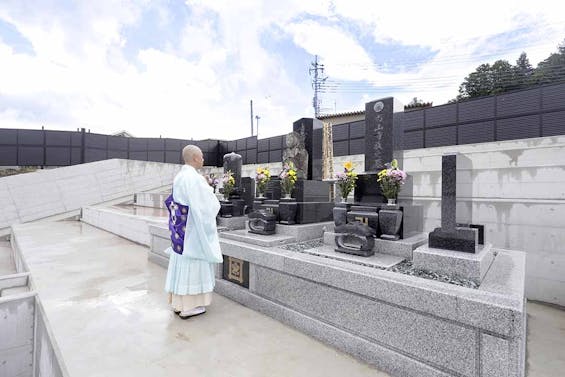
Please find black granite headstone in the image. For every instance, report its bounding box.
[364,97,395,173]
[240,177,255,214]
[428,153,480,253]
[294,179,330,202]
[353,173,384,204]
[264,177,281,200]
[223,152,242,194]
[295,202,334,224]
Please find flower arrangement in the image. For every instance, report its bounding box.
[377,159,407,201]
[279,162,298,197]
[222,170,235,200]
[205,173,220,192]
[255,167,271,197]
[335,161,357,201]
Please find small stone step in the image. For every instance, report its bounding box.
[323,231,427,260]
[287,243,404,269]
[220,229,296,247]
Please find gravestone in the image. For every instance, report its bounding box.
[415,153,494,283]
[240,177,255,214]
[428,153,482,252]
[355,97,404,204]
[223,152,245,216]
[364,97,399,173]
[223,152,242,191]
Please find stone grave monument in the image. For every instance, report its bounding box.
[249,118,335,229]
[413,152,493,285]
[333,97,424,257]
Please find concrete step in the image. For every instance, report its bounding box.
[134,191,169,208]
[81,205,166,246]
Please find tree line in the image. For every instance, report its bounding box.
[453,39,565,102]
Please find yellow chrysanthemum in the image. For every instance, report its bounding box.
[344,161,353,171]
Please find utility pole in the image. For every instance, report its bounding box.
[250,100,254,136]
[255,115,261,138]
[309,55,327,118]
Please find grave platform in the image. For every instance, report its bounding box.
[148,221,527,377]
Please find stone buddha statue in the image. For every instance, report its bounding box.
[282,126,309,179]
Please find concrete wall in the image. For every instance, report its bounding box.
[0,293,35,376]
[395,135,565,307]
[0,159,181,236]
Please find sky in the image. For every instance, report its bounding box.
[1,0,564,141]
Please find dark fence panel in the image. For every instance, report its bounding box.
[397,82,565,150]
[2,83,565,167]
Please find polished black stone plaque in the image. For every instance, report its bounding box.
[222,256,249,288]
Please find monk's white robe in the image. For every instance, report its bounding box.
[164,165,222,309]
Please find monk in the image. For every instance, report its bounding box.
[164,145,223,319]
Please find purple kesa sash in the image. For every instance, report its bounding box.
[164,193,189,255]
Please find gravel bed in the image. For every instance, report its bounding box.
[281,239,479,289]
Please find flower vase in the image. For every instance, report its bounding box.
[283,193,292,200]
[387,198,396,206]
[379,205,402,241]
[219,200,233,218]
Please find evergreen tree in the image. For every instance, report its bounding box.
[514,52,534,89]
[454,39,565,100]
[531,39,565,85]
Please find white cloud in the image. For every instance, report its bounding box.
[0,0,564,140]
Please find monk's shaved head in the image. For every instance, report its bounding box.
[182,145,204,168]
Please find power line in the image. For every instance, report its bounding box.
[309,55,328,118]
[319,63,565,92]
[330,36,565,70]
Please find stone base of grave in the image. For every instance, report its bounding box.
[148,219,526,377]
[413,243,495,285]
[211,238,526,377]
[428,226,479,253]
